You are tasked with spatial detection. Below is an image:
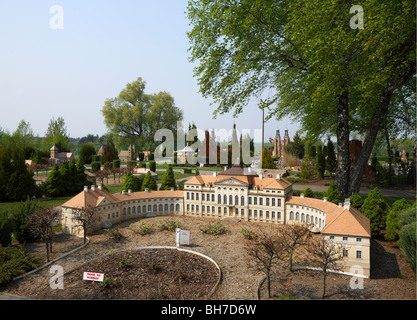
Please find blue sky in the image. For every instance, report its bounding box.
[0,0,299,141]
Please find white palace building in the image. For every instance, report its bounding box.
[61,165,371,277]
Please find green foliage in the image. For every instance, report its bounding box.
[371,154,388,187]
[0,245,42,285]
[101,276,115,288]
[199,222,229,236]
[284,132,305,159]
[127,161,137,168]
[262,148,276,169]
[300,159,316,181]
[326,139,337,176]
[113,160,121,168]
[0,210,13,246]
[10,198,42,243]
[157,218,182,232]
[101,77,183,147]
[385,199,412,241]
[130,221,155,236]
[149,160,156,173]
[323,182,341,205]
[360,187,390,234]
[0,144,38,202]
[118,258,130,269]
[121,172,143,192]
[316,145,326,179]
[303,188,315,198]
[240,228,258,240]
[398,207,416,273]
[79,143,96,164]
[91,161,101,173]
[349,194,364,210]
[141,171,157,191]
[106,227,123,242]
[160,164,176,190]
[44,117,70,152]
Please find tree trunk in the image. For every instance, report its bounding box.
[45,241,50,262]
[384,124,392,185]
[321,273,327,298]
[349,85,394,195]
[336,90,350,199]
[266,272,271,299]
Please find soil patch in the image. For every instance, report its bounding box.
[36,248,219,299]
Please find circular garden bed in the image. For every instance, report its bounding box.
[40,248,220,300]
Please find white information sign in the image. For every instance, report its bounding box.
[176,228,190,246]
[83,272,104,282]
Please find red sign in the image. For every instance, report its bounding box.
[83,272,104,282]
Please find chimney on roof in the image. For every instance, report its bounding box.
[84,186,88,192]
[122,190,126,195]
[276,173,281,180]
[145,188,149,193]
[300,193,304,198]
[338,203,342,208]
[344,198,351,210]
[128,189,132,194]
[224,166,227,171]
[170,187,174,192]
[213,171,217,177]
[98,184,102,190]
[323,197,327,202]
[91,185,96,191]
[259,173,263,180]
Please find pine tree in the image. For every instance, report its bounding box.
[160,164,177,190]
[316,145,326,179]
[323,181,341,204]
[360,187,390,234]
[262,149,276,169]
[326,139,337,178]
[45,164,64,197]
[121,172,141,192]
[141,171,157,191]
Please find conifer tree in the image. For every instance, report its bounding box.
[141,171,157,191]
[160,164,177,190]
[360,187,390,234]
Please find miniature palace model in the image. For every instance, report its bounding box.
[61,165,371,277]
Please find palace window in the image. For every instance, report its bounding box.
[218,194,221,204]
[170,204,174,211]
[176,204,180,211]
[272,198,275,206]
[241,196,244,206]
[159,204,163,211]
[259,198,263,206]
[356,251,362,259]
[202,193,205,201]
[290,211,294,220]
[266,198,270,206]
[224,194,227,204]
[235,195,239,206]
[196,193,199,200]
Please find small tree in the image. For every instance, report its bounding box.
[398,206,416,273]
[262,148,276,169]
[30,207,60,262]
[122,172,141,192]
[277,223,311,271]
[360,187,390,234]
[323,181,341,204]
[305,236,345,298]
[303,187,315,198]
[385,199,412,241]
[349,194,364,210]
[245,228,284,299]
[141,171,157,191]
[72,205,100,244]
[316,146,326,179]
[326,139,337,178]
[160,164,176,190]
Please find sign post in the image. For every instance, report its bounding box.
[175,228,190,246]
[83,272,104,282]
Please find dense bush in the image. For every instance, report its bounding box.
[0,245,41,285]
[385,199,412,241]
[157,218,182,232]
[199,222,229,236]
[360,187,390,234]
[398,206,416,273]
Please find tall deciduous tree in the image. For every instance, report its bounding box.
[187,0,416,199]
[44,117,70,152]
[101,77,183,146]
